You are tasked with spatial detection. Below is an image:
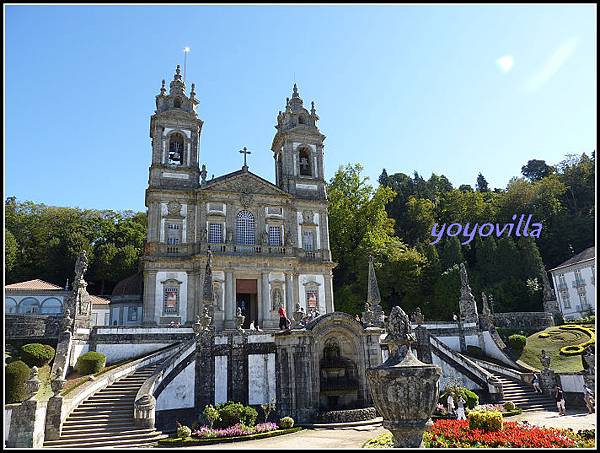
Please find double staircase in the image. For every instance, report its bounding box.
[44,365,167,448]
[490,372,556,412]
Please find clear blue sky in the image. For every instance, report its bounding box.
[5,5,596,212]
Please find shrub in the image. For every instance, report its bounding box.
[215,402,257,428]
[5,360,32,403]
[21,343,55,367]
[508,334,527,351]
[468,410,503,432]
[466,345,484,358]
[439,385,479,409]
[503,401,516,411]
[176,423,192,439]
[76,351,106,375]
[278,416,294,429]
[203,404,221,429]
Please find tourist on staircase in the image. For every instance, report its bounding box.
[554,385,566,416]
[279,305,291,330]
[532,374,542,393]
[583,385,595,414]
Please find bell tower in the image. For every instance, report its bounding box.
[147,65,203,189]
[271,84,327,200]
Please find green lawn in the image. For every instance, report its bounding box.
[517,324,595,373]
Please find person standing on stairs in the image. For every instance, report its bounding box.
[554,385,566,416]
[532,374,542,393]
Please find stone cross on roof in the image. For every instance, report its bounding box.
[240,147,251,171]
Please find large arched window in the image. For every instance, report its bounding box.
[40,297,63,315]
[5,298,17,314]
[236,210,256,245]
[19,297,41,314]
[168,133,185,165]
[299,148,312,176]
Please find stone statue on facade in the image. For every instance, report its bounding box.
[226,230,233,244]
[74,250,88,286]
[235,307,245,332]
[292,303,306,328]
[540,349,551,369]
[261,231,269,246]
[284,223,293,246]
[193,308,212,335]
[200,227,207,242]
[200,164,208,185]
[362,302,374,327]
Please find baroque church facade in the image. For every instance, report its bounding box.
[142,66,335,330]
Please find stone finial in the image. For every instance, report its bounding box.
[458,263,478,323]
[387,306,416,350]
[292,83,299,98]
[190,83,196,97]
[200,164,207,184]
[481,292,491,316]
[174,64,182,79]
[160,79,166,95]
[367,256,382,306]
[202,251,214,306]
[311,101,316,115]
[64,278,69,291]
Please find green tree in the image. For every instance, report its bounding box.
[5,228,18,272]
[521,159,554,181]
[476,173,489,192]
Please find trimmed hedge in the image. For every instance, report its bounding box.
[439,387,479,410]
[21,343,55,367]
[76,352,106,375]
[215,402,258,428]
[466,345,484,358]
[468,410,503,432]
[6,360,32,403]
[508,334,527,351]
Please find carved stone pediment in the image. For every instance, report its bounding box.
[202,171,290,198]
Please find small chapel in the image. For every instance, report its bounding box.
[141,66,336,330]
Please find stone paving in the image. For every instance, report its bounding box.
[511,408,596,431]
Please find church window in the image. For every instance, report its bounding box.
[268,225,282,246]
[174,97,182,108]
[166,223,182,245]
[163,284,179,314]
[236,210,256,245]
[302,230,314,251]
[168,133,185,165]
[306,288,319,311]
[209,223,223,243]
[299,148,312,176]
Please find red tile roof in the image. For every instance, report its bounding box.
[5,279,64,290]
[90,295,111,306]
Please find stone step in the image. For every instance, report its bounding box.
[61,423,139,433]
[77,402,134,408]
[65,414,133,423]
[48,428,158,442]
[85,397,136,403]
[62,420,137,430]
[44,432,166,448]
[71,408,133,417]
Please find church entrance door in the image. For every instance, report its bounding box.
[236,279,258,329]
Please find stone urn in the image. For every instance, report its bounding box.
[367,306,441,448]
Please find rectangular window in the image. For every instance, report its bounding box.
[579,292,588,308]
[164,286,179,314]
[306,289,319,310]
[268,225,282,246]
[128,306,138,321]
[562,291,571,309]
[209,223,223,243]
[302,230,314,251]
[167,223,182,245]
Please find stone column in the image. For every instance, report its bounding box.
[195,331,215,410]
[324,272,334,313]
[143,270,158,325]
[261,272,272,329]
[285,273,294,316]
[224,270,235,329]
[230,334,248,404]
[293,271,301,310]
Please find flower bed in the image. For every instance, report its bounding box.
[158,425,302,447]
[363,420,595,448]
[433,403,522,419]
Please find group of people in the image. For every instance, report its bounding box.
[446,393,467,420]
[534,373,595,416]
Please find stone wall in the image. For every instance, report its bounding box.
[492,312,554,330]
[5,314,61,341]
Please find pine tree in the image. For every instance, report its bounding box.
[476,173,489,192]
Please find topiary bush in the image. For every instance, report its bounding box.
[508,334,527,351]
[466,345,484,358]
[21,343,55,367]
[468,410,503,432]
[6,360,32,403]
[278,416,294,429]
[76,351,106,375]
[215,402,257,428]
[176,424,192,439]
[503,401,516,411]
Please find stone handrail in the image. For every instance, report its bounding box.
[467,356,535,384]
[46,342,183,440]
[133,338,197,428]
[429,335,503,399]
